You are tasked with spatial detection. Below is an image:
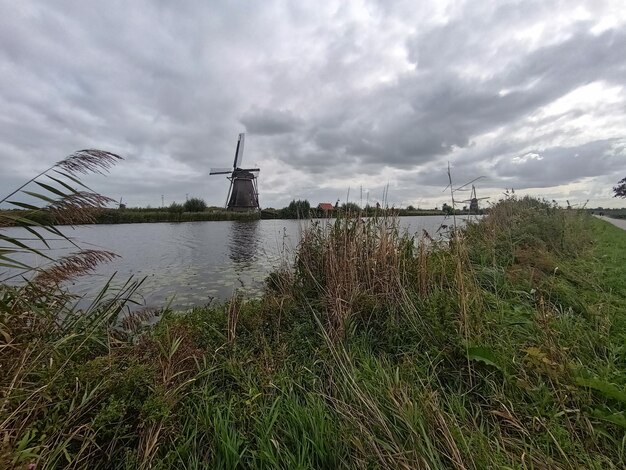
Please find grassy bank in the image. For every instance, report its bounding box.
[0,207,449,226]
[95,207,260,224]
[0,207,260,226]
[2,198,626,468]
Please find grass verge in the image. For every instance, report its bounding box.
[2,198,626,468]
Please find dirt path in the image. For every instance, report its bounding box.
[595,215,626,231]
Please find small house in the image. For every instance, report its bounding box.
[317,203,334,212]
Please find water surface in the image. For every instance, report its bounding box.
[2,215,475,309]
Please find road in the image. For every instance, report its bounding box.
[595,215,626,231]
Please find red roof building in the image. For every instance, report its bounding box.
[317,203,334,211]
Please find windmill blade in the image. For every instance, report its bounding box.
[233,133,245,168]
[210,167,233,175]
[239,167,260,173]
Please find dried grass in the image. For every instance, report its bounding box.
[56,149,122,176]
[295,216,410,337]
[47,191,115,225]
[33,249,118,286]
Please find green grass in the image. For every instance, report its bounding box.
[2,199,626,468]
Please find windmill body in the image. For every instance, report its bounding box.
[210,133,260,211]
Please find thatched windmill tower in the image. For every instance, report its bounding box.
[209,133,260,211]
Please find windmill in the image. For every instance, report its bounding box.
[461,185,489,214]
[209,133,260,211]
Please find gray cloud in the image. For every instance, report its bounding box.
[0,0,625,209]
[297,26,626,169]
[240,107,303,135]
[493,138,626,188]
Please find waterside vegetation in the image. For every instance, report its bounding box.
[0,204,260,227]
[1,197,483,227]
[2,153,626,468]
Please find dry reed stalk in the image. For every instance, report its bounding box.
[47,191,115,225]
[421,392,468,470]
[138,421,163,470]
[1,149,122,206]
[227,294,241,343]
[33,249,118,286]
[297,215,410,338]
[417,238,429,296]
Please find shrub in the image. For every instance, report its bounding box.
[183,197,207,212]
[168,202,184,214]
[340,202,360,213]
[280,199,311,219]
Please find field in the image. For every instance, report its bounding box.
[2,197,626,468]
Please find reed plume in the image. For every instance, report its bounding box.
[47,191,115,225]
[0,148,124,280]
[33,249,119,286]
[56,149,122,176]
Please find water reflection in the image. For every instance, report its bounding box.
[228,220,260,267]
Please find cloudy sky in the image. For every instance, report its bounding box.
[1,0,625,209]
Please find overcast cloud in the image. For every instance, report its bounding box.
[1,0,625,209]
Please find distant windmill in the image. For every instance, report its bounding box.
[461,185,489,214]
[209,133,260,211]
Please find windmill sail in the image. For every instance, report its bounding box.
[209,167,233,175]
[233,133,245,169]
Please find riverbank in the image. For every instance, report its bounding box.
[2,198,626,468]
[0,207,460,227]
[0,207,261,226]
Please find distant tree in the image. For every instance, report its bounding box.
[169,202,184,214]
[442,203,453,215]
[184,197,207,212]
[341,202,361,213]
[614,177,626,198]
[281,199,310,218]
[406,205,416,211]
